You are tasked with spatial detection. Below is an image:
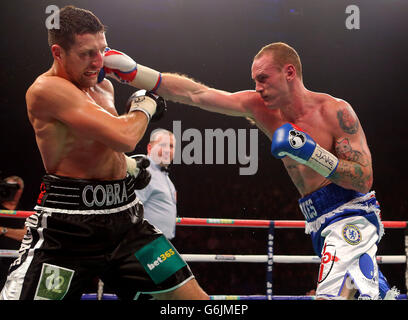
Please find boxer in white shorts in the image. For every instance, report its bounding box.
[97,42,399,299]
[299,183,384,299]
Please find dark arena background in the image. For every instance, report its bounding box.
[0,0,407,300]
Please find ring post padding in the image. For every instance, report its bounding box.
[266,221,274,300]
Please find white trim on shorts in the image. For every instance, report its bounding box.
[0,212,51,300]
[305,191,384,241]
[133,275,195,300]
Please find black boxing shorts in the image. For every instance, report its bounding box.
[0,174,193,300]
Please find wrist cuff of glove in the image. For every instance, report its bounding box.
[128,95,157,121]
[306,144,339,178]
[131,64,162,92]
[125,156,140,177]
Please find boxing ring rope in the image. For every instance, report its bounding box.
[1,210,407,300]
[1,210,407,228]
[176,217,408,229]
[1,250,404,264]
[0,210,34,219]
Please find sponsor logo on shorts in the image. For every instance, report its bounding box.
[135,236,186,284]
[342,224,362,245]
[34,263,75,300]
[147,248,176,271]
[318,243,339,283]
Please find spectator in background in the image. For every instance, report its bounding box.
[136,129,177,240]
[0,176,25,289]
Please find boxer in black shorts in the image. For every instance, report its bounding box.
[0,6,207,299]
[1,174,194,300]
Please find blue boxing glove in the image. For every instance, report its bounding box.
[271,123,339,178]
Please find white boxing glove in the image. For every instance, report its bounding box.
[98,48,162,92]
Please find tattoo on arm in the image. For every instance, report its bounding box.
[331,138,372,192]
[335,138,369,166]
[330,161,372,192]
[337,108,359,134]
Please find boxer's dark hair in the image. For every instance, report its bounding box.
[48,5,106,51]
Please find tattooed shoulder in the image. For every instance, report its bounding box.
[336,106,359,134]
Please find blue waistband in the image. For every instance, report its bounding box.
[298,184,364,223]
[298,184,382,256]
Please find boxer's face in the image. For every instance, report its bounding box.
[251,53,290,109]
[148,133,176,167]
[61,32,107,88]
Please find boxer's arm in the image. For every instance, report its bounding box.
[0,226,27,241]
[99,49,259,117]
[157,73,256,117]
[328,101,373,193]
[26,76,148,152]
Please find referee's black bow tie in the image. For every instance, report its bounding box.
[161,166,170,173]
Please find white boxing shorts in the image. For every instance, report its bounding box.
[317,216,379,299]
[298,183,384,299]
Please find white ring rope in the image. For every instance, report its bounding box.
[0,250,405,264]
[183,254,406,264]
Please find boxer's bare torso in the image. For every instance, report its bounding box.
[158,57,372,197]
[26,75,126,180]
[26,32,147,181]
[236,89,372,197]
